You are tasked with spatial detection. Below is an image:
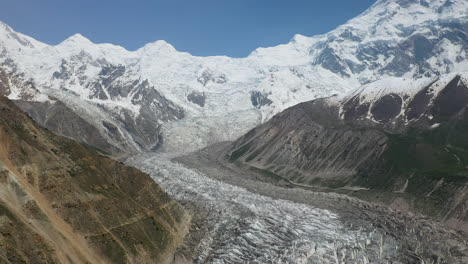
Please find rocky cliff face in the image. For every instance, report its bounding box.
[0,93,190,263]
[226,73,468,230]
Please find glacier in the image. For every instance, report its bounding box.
[128,154,401,263]
[127,152,468,263]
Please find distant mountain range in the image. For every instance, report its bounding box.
[0,0,467,154]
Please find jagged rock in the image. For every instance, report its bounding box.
[187,91,206,107]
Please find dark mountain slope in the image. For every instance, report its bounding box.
[0,93,190,263]
[226,74,468,230]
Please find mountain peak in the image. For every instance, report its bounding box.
[61,33,93,46]
[291,34,311,44]
[0,21,38,48]
[138,40,177,54]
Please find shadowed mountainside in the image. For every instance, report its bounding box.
[226,74,468,231]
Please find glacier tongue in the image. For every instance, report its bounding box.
[128,154,401,263]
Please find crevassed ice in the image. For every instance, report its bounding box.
[128,154,400,264]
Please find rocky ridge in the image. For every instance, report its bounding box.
[226,73,468,231]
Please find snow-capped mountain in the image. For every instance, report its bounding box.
[0,0,467,153]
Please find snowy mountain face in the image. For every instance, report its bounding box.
[0,0,467,153]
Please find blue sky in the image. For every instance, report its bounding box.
[2,0,376,57]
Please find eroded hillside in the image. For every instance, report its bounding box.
[0,93,190,263]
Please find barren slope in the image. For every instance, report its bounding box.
[0,93,190,263]
[226,74,468,231]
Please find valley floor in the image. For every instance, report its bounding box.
[127,144,468,264]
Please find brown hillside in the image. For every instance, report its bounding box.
[0,94,190,264]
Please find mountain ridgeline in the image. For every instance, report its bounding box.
[226,74,468,230]
[0,0,467,153]
[0,92,190,263]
